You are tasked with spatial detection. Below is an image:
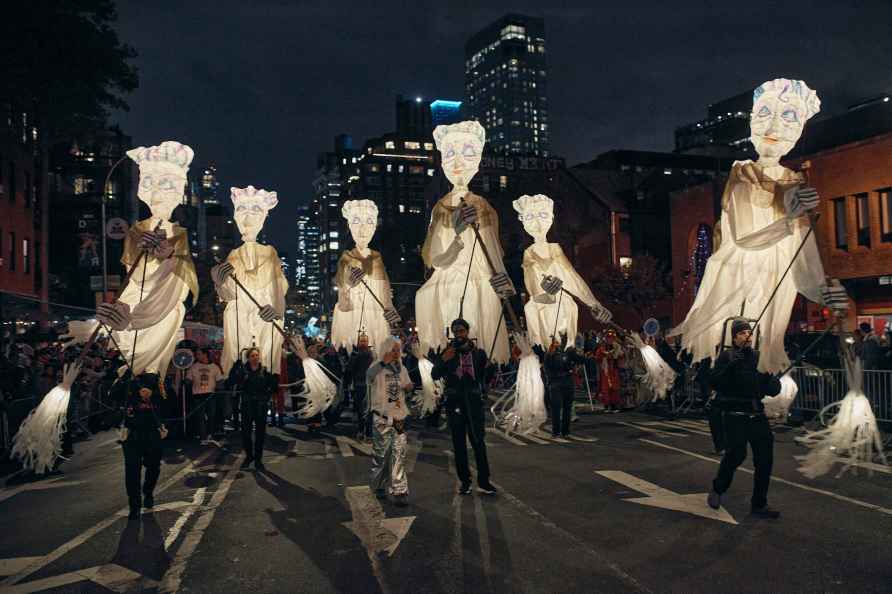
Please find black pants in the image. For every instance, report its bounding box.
[241,398,268,461]
[123,437,162,500]
[707,402,725,452]
[352,386,368,436]
[447,395,490,486]
[712,413,774,509]
[549,380,574,436]
[194,394,216,441]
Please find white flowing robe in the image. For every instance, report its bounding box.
[670,161,825,373]
[416,191,510,363]
[113,219,197,378]
[330,248,395,354]
[521,242,602,350]
[215,242,288,375]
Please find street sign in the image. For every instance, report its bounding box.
[106,218,129,240]
[643,318,660,337]
[172,348,195,370]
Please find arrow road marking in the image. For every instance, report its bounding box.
[0,479,86,505]
[343,486,415,558]
[596,470,738,525]
[0,563,158,594]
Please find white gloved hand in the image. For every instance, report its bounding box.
[348,266,365,288]
[489,272,516,299]
[96,302,132,331]
[591,304,613,323]
[383,308,402,328]
[784,185,820,219]
[259,304,280,322]
[212,262,234,285]
[540,275,563,296]
[820,278,849,316]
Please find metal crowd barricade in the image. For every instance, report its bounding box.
[789,366,892,423]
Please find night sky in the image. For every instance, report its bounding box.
[112,0,892,254]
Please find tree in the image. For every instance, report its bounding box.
[589,254,672,328]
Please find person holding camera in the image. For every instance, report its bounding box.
[432,318,497,495]
[707,319,782,519]
[120,373,168,520]
[230,347,278,470]
[366,336,414,506]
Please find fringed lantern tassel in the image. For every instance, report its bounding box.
[295,358,338,419]
[762,374,798,420]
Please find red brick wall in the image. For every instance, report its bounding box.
[0,144,42,299]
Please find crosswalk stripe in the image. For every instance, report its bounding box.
[640,421,711,436]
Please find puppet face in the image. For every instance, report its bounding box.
[519,204,553,241]
[347,207,377,249]
[439,132,483,188]
[234,202,268,242]
[137,165,186,222]
[750,93,807,161]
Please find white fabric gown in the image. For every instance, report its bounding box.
[113,219,197,377]
[670,161,825,374]
[330,248,395,355]
[522,242,602,350]
[416,191,509,363]
[215,242,288,375]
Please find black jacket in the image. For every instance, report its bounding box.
[709,347,781,413]
[345,348,374,389]
[231,364,278,403]
[123,374,164,439]
[544,347,587,384]
[431,346,492,407]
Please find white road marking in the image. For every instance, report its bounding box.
[666,419,710,430]
[639,421,712,436]
[0,563,157,594]
[0,479,86,505]
[596,470,737,525]
[617,421,686,438]
[566,435,599,443]
[472,491,494,593]
[164,488,207,549]
[639,439,892,517]
[342,485,416,558]
[0,449,217,587]
[533,430,571,444]
[516,431,549,445]
[0,558,41,578]
[485,427,527,446]
[158,453,245,593]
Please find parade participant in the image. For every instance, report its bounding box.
[670,79,847,373]
[344,334,375,438]
[707,319,782,518]
[331,200,400,352]
[513,194,612,349]
[432,318,497,495]
[544,335,587,437]
[185,348,224,444]
[230,347,278,470]
[416,121,515,364]
[95,141,199,379]
[595,330,623,412]
[211,186,289,377]
[366,336,413,506]
[120,373,168,520]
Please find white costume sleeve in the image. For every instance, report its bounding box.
[726,185,793,251]
[556,247,601,309]
[129,258,188,331]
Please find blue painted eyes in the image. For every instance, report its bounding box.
[462,144,476,157]
[519,212,550,221]
[757,106,771,117]
[781,109,799,123]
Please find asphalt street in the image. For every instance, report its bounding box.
[1,400,890,594]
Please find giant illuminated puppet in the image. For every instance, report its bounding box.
[95,141,199,377]
[211,186,289,375]
[415,121,514,363]
[330,199,400,353]
[670,79,847,374]
[513,194,612,349]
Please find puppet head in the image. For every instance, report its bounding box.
[434,120,485,189]
[750,78,820,162]
[341,199,378,249]
[127,141,194,223]
[513,194,554,242]
[231,186,278,242]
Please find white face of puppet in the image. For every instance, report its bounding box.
[519,205,554,243]
[234,202,268,242]
[750,93,807,162]
[347,208,377,249]
[137,165,186,222]
[438,132,483,189]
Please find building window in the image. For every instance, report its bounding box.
[426,168,434,176]
[386,164,392,172]
[398,204,405,213]
[9,231,15,271]
[833,197,847,251]
[409,165,424,175]
[499,175,507,190]
[424,142,434,151]
[23,238,29,273]
[398,165,404,173]
[368,163,380,173]
[856,193,870,247]
[880,188,892,243]
[404,141,420,150]
[385,141,395,149]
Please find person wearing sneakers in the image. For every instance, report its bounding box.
[432,318,498,496]
[707,319,782,519]
[366,336,414,506]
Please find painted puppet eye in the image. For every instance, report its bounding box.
[140,176,153,188]
[781,109,799,123]
[159,179,174,191]
[445,149,455,159]
[462,144,476,157]
[757,106,771,117]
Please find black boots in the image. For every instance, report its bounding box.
[143,493,154,509]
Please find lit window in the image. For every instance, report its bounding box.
[427,169,434,176]
[499,175,507,190]
[399,204,405,213]
[620,257,633,270]
[329,231,338,238]
[329,241,339,250]
[398,165,404,173]
[385,141,395,149]
[424,142,434,150]
[342,158,347,165]
[404,141,421,150]
[386,164,393,172]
